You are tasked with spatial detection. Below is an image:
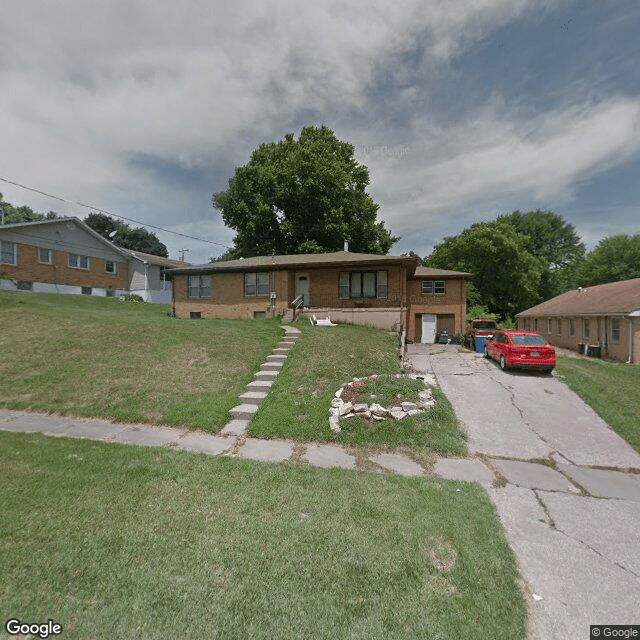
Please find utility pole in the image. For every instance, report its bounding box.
[179,249,190,262]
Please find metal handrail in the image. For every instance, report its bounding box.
[291,294,304,321]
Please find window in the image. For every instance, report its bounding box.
[339,271,387,299]
[584,319,590,339]
[105,261,116,274]
[106,290,116,298]
[557,319,562,335]
[68,253,90,269]
[547,319,553,335]
[569,318,575,337]
[244,272,269,297]
[17,281,33,291]
[611,318,620,343]
[81,287,92,295]
[421,280,446,295]
[1,241,16,265]
[190,312,202,319]
[188,275,211,298]
[38,247,52,264]
[534,319,538,331]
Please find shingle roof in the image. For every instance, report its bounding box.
[517,278,640,317]
[167,251,420,274]
[125,250,189,267]
[413,266,473,279]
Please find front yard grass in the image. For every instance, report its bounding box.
[0,292,281,431]
[556,355,640,453]
[249,323,466,455]
[0,431,526,640]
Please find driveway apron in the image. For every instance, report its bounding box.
[406,344,640,640]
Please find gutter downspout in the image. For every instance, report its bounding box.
[144,261,149,302]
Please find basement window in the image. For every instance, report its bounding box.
[16,281,33,291]
[81,287,92,296]
[190,312,202,319]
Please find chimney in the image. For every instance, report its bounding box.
[344,240,349,252]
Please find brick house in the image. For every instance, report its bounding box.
[0,217,186,302]
[167,251,471,343]
[516,278,640,363]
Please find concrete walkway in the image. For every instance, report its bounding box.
[406,343,640,640]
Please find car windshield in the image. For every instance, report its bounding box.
[475,322,497,329]
[511,335,546,346]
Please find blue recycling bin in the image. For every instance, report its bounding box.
[475,336,487,353]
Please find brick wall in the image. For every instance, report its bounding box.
[1,243,128,291]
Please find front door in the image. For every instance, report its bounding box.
[421,314,437,344]
[295,273,310,307]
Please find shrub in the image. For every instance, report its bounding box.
[121,294,144,303]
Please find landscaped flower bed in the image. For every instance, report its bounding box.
[329,373,436,432]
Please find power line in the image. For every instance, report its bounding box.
[0,175,233,250]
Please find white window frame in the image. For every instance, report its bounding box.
[188,275,211,299]
[68,253,90,270]
[547,319,553,335]
[1,240,16,265]
[421,280,446,295]
[38,247,52,264]
[244,272,269,297]
[611,318,620,343]
[104,260,116,274]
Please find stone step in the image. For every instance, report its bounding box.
[247,379,275,392]
[266,354,287,362]
[273,348,290,355]
[261,361,284,371]
[255,370,279,381]
[238,391,268,405]
[229,404,260,420]
[220,419,250,436]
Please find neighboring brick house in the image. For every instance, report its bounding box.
[167,251,471,343]
[516,278,640,363]
[0,217,187,302]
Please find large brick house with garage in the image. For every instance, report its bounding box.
[167,251,471,343]
[0,217,187,302]
[516,277,640,363]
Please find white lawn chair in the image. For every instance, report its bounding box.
[314,314,337,327]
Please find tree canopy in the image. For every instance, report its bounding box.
[575,234,640,286]
[425,210,586,319]
[213,125,398,257]
[84,212,168,258]
[0,193,58,224]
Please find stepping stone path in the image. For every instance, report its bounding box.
[220,326,300,436]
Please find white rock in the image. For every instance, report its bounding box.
[334,388,343,398]
[339,402,353,416]
[419,389,433,401]
[401,401,418,411]
[372,414,385,421]
[407,409,421,416]
[329,415,341,432]
[342,412,355,419]
[329,407,340,417]
[353,403,368,413]
[362,411,372,420]
[369,403,388,417]
[331,397,343,408]
[390,410,406,420]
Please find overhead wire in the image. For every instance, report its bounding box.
[0,176,233,250]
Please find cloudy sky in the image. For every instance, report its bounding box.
[1,0,639,264]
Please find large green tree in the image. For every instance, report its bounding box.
[575,234,640,286]
[426,221,545,318]
[85,212,168,258]
[0,193,58,224]
[213,125,398,257]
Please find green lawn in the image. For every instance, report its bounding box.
[556,355,640,453]
[0,292,281,430]
[250,323,466,455]
[0,431,526,640]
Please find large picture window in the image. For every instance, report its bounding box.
[188,275,211,298]
[339,271,387,299]
[244,272,269,297]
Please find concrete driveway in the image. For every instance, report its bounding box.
[406,344,640,640]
